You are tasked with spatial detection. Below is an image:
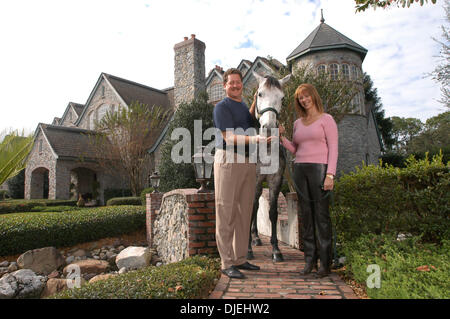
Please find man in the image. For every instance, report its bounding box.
[213,68,273,279]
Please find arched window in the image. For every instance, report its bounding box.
[342,64,350,80]
[209,84,225,102]
[329,64,338,80]
[97,104,110,123]
[88,111,96,130]
[317,64,326,75]
[351,65,358,80]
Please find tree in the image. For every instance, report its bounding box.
[274,64,361,141]
[89,101,170,196]
[408,111,450,154]
[355,0,437,12]
[0,130,33,186]
[429,0,450,108]
[158,92,215,192]
[390,116,424,153]
[363,73,395,150]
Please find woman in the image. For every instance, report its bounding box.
[279,83,338,278]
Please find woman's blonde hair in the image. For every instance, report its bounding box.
[294,83,324,118]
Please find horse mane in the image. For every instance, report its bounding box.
[263,76,281,90]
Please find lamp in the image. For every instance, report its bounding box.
[192,146,213,193]
[149,171,160,193]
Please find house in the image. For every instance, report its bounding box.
[24,17,382,203]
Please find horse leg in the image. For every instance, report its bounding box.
[247,180,264,260]
[269,196,284,262]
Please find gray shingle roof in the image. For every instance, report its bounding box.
[103,73,172,110]
[287,22,368,62]
[69,102,84,116]
[40,123,106,160]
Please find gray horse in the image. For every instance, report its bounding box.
[247,72,291,262]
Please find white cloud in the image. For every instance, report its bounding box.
[0,0,446,133]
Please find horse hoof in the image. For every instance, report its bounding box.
[247,251,254,260]
[272,253,284,262]
[252,238,262,246]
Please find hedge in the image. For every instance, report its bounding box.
[49,255,221,299]
[331,153,449,244]
[106,197,142,206]
[0,199,77,215]
[0,206,145,256]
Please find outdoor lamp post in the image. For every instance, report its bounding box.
[149,171,160,193]
[192,146,213,193]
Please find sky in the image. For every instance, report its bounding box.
[0,0,446,135]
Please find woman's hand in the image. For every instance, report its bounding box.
[323,175,334,191]
[278,124,285,136]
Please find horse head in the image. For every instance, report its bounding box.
[253,71,291,133]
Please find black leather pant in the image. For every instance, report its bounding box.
[293,163,332,271]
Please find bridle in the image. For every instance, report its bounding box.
[255,94,280,125]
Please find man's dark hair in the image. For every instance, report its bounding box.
[223,68,243,85]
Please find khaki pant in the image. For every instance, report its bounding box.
[214,149,257,270]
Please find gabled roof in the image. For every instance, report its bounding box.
[242,56,286,85]
[75,73,174,127]
[286,22,368,62]
[70,102,84,116]
[37,123,106,161]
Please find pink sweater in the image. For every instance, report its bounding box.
[281,113,338,175]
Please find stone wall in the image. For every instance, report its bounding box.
[146,189,217,264]
[337,114,380,176]
[78,77,123,130]
[173,35,206,108]
[25,130,56,200]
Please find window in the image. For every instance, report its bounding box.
[89,111,96,129]
[317,64,326,75]
[351,65,358,80]
[209,84,225,102]
[68,111,72,122]
[329,64,338,80]
[39,140,43,153]
[101,86,105,97]
[342,64,350,80]
[97,104,110,123]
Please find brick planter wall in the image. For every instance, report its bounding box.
[146,189,217,263]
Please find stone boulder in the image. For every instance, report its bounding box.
[17,247,65,275]
[0,269,46,299]
[89,273,117,284]
[40,277,87,298]
[63,259,109,277]
[115,246,151,270]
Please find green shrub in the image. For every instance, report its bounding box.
[342,234,450,299]
[331,153,449,244]
[0,190,11,200]
[30,205,80,213]
[0,199,78,215]
[103,189,132,205]
[106,197,142,206]
[0,206,145,256]
[140,187,154,205]
[49,255,221,299]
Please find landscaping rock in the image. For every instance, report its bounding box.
[17,247,65,275]
[0,269,46,299]
[89,273,117,284]
[116,246,151,270]
[40,278,68,298]
[63,259,109,277]
[8,262,18,272]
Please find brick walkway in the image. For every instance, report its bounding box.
[209,235,359,299]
